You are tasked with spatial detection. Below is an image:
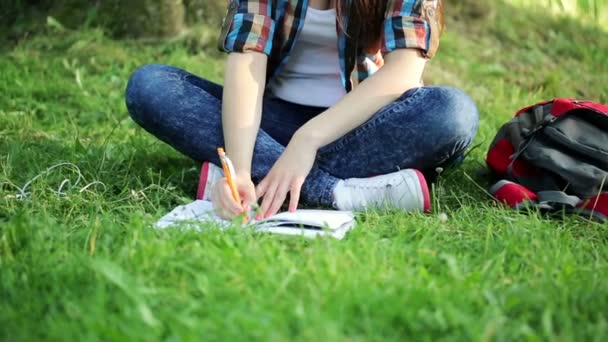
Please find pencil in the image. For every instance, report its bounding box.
[217,147,242,204]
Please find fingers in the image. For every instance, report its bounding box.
[215,173,302,220]
[266,183,289,218]
[221,189,242,214]
[255,177,269,200]
[239,184,257,220]
[258,183,276,219]
[288,178,304,212]
[257,176,303,218]
[212,178,243,219]
[240,183,257,207]
[213,192,234,220]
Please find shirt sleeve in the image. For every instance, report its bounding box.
[382,0,442,58]
[217,0,276,55]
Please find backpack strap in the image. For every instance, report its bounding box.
[490,180,547,210]
[536,191,581,208]
[491,181,608,222]
[490,180,584,212]
[576,193,608,222]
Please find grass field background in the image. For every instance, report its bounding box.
[1,1,608,340]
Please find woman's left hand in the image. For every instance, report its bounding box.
[256,132,317,218]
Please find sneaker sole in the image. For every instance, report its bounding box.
[196,162,210,200]
[413,170,431,213]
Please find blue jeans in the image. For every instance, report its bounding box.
[125,64,479,206]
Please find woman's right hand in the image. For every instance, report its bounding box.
[211,172,257,220]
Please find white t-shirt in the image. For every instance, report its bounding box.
[268,7,346,107]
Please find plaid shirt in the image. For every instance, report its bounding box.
[218,0,442,91]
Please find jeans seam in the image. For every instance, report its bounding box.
[317,87,426,160]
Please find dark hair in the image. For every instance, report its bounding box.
[337,0,445,52]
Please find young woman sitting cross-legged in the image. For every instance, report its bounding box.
[125,0,479,219]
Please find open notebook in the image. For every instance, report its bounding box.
[155,200,356,240]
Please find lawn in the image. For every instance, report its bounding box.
[1,2,608,341]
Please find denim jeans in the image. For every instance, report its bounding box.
[125,64,479,206]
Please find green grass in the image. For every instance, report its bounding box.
[1,2,608,340]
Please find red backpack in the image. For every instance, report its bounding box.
[486,98,608,222]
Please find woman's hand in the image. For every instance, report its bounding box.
[211,171,257,220]
[256,133,317,218]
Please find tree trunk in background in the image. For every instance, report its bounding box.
[447,0,495,21]
[96,0,185,37]
[158,0,186,36]
[2,0,228,39]
[37,0,186,38]
[183,0,226,26]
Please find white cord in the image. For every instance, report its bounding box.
[5,162,106,200]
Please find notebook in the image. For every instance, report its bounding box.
[155,200,356,240]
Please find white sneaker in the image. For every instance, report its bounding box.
[333,169,431,213]
[196,161,224,201]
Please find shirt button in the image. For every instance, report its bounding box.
[427,8,435,17]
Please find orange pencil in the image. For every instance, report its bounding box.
[217,147,242,205]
